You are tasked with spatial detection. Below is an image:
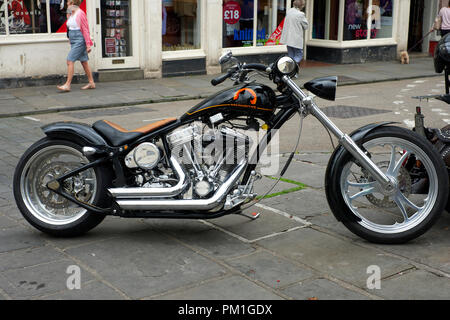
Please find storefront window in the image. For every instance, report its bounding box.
[256,0,287,46]
[344,0,393,40]
[0,0,68,35]
[312,0,339,40]
[0,1,6,34]
[101,0,132,57]
[370,0,393,39]
[162,0,201,51]
[343,0,367,40]
[223,0,287,48]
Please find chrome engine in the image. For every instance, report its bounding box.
[109,121,259,211]
[167,122,252,199]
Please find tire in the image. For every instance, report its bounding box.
[326,126,449,244]
[13,138,110,237]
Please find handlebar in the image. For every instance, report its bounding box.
[242,63,268,72]
[211,63,269,86]
[211,71,233,86]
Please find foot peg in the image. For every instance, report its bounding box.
[235,211,261,220]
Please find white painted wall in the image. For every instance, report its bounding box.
[0,40,87,78]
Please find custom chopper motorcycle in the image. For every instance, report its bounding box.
[13,53,449,244]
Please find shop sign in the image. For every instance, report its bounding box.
[223,1,241,25]
[105,38,116,54]
[265,18,284,46]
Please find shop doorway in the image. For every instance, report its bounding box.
[95,0,140,69]
[408,0,425,52]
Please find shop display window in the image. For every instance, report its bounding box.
[343,0,394,40]
[312,0,340,40]
[101,0,132,57]
[223,0,287,48]
[1,0,68,35]
[162,0,201,51]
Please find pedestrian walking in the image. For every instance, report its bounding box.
[57,0,95,92]
[280,0,309,65]
[432,3,450,37]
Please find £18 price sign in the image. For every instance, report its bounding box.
[223,1,241,25]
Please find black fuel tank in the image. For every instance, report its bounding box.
[180,83,276,122]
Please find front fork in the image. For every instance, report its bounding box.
[283,76,395,192]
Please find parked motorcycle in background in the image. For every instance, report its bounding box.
[13,52,449,244]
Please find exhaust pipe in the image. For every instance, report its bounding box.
[108,155,188,199]
[116,159,248,211]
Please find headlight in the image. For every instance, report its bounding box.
[276,56,297,76]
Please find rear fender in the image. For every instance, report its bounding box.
[42,122,110,149]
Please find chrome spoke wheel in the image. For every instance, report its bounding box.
[20,145,97,226]
[340,137,439,235]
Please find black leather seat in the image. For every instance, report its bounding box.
[93,118,177,146]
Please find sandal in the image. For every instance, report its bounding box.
[81,83,96,90]
[57,84,71,92]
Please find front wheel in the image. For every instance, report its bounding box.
[326,126,449,244]
[13,138,110,237]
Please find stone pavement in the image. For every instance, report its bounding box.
[0,116,449,300]
[0,56,440,118]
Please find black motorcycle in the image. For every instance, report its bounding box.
[13,53,449,244]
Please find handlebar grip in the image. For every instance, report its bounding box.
[243,63,268,72]
[211,72,231,86]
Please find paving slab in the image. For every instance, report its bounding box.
[308,212,361,239]
[226,251,314,289]
[42,280,126,300]
[262,188,331,219]
[278,159,326,189]
[257,228,414,288]
[0,259,94,299]
[209,206,304,242]
[0,204,23,221]
[291,153,331,167]
[46,216,153,251]
[366,213,450,274]
[146,218,256,259]
[375,270,450,300]
[253,176,300,198]
[0,226,45,254]
[0,214,19,229]
[154,275,283,300]
[0,246,65,273]
[65,230,227,299]
[281,278,369,300]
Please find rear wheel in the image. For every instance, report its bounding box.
[326,126,448,244]
[13,138,110,237]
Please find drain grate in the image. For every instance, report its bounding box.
[321,105,391,119]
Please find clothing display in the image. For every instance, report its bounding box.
[101,0,131,57]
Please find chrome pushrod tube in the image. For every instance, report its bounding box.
[108,155,188,198]
[116,159,248,211]
[282,76,393,189]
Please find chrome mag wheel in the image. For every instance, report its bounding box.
[20,145,97,226]
[340,137,438,235]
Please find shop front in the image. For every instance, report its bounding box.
[305,0,403,64]
[0,0,418,85]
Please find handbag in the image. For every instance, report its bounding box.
[434,15,442,31]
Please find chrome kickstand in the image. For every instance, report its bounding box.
[234,211,261,220]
